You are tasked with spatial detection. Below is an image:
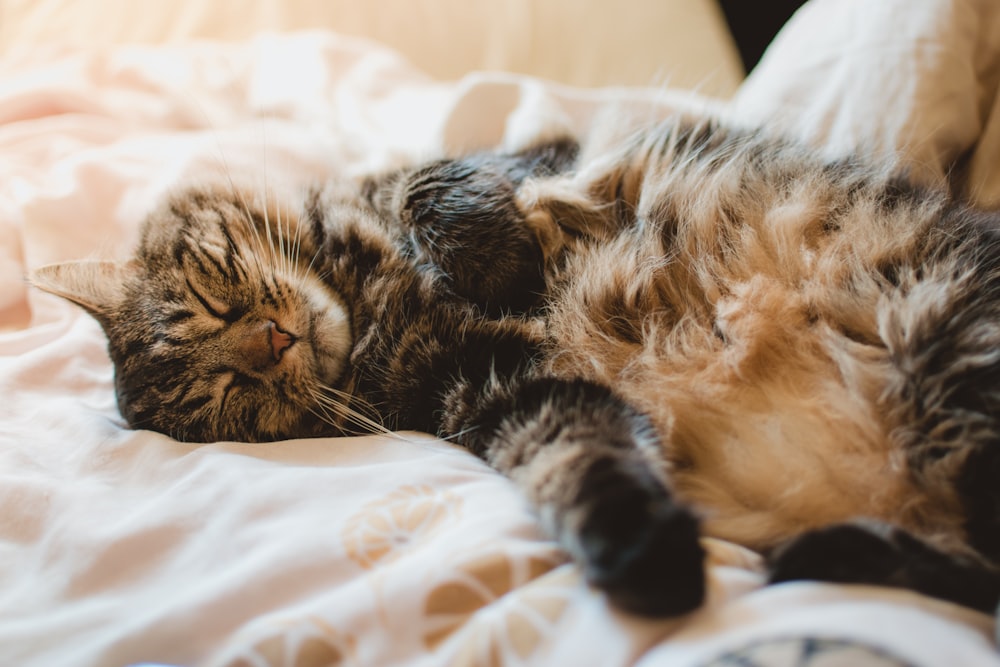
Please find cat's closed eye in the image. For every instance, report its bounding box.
[184,278,244,323]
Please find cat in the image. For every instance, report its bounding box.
[31,116,1000,618]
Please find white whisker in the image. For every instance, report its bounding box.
[219,177,271,284]
[436,424,480,443]
[306,382,417,443]
[291,205,307,281]
[313,392,386,434]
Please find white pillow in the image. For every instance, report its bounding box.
[0,0,744,95]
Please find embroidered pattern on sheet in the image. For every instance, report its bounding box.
[208,617,357,667]
[343,484,463,569]
[423,556,576,666]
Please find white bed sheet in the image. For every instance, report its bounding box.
[2,2,1000,665]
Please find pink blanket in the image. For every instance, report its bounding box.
[3,2,1000,665]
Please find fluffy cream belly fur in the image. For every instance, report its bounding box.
[545,240,966,554]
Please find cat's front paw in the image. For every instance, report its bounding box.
[574,465,705,617]
[386,158,547,314]
[584,500,705,617]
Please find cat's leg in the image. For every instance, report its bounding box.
[770,208,1000,614]
[902,216,1000,570]
[514,128,671,247]
[514,154,631,244]
[820,207,1000,614]
[767,521,1000,613]
[446,375,706,617]
[355,311,706,615]
[516,118,731,243]
[362,138,579,315]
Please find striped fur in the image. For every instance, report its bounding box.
[32,118,1000,617]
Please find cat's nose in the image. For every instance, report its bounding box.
[269,321,296,361]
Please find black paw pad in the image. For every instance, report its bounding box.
[768,523,904,586]
[579,488,705,617]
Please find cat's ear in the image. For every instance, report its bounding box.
[29,260,137,320]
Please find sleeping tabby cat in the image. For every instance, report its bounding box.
[32,117,1000,617]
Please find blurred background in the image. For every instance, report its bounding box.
[0,0,806,97]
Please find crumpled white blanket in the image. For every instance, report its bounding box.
[2,1,1000,666]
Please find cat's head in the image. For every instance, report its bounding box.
[31,186,354,442]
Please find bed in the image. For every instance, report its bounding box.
[2,0,1000,665]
